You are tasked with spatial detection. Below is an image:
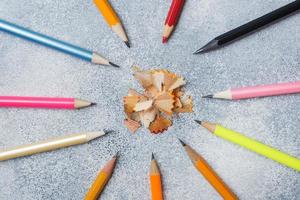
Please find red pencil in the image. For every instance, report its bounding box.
[162,0,186,43]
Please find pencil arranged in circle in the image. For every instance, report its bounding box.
[179,139,238,200]
[162,0,186,43]
[0,19,120,67]
[85,153,118,200]
[195,120,300,171]
[150,153,164,200]
[94,0,130,48]
[203,81,300,100]
[194,0,300,53]
[0,131,107,161]
[0,96,96,109]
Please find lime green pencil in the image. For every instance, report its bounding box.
[195,120,300,171]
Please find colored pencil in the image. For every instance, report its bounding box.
[162,0,186,43]
[0,19,120,67]
[94,0,130,48]
[203,81,300,100]
[150,153,164,200]
[85,153,118,200]
[194,1,300,53]
[0,131,107,161]
[0,96,96,109]
[179,139,238,200]
[195,120,300,171]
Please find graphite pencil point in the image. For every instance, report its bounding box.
[202,95,213,98]
[194,39,219,54]
[124,41,130,48]
[113,151,119,158]
[91,102,97,106]
[178,138,186,146]
[194,120,202,125]
[109,62,121,68]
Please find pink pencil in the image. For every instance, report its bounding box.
[203,81,300,100]
[0,96,96,109]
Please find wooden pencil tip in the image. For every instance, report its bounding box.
[162,37,168,43]
[178,138,186,146]
[124,41,130,48]
[109,62,121,68]
[90,102,97,106]
[194,120,202,125]
[202,95,213,98]
[151,153,155,160]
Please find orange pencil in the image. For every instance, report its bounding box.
[179,139,238,200]
[94,0,130,48]
[150,153,164,200]
[85,153,118,200]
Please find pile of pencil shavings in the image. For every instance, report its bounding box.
[123,67,193,134]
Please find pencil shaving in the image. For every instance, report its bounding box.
[149,115,172,134]
[123,67,193,134]
[124,118,141,133]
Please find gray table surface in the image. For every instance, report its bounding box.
[0,0,299,199]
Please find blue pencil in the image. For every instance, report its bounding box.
[0,19,119,67]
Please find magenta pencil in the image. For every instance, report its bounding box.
[0,96,95,109]
[203,81,300,100]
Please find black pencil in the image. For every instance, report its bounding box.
[194,0,300,54]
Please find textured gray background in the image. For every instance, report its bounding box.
[0,0,299,199]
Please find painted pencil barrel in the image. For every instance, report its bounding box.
[0,19,93,61]
[232,81,300,99]
[150,175,163,200]
[85,171,108,200]
[0,96,75,109]
[165,0,185,26]
[215,125,300,171]
[0,134,87,161]
[94,0,119,26]
[195,161,238,200]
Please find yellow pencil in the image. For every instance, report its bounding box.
[94,0,130,48]
[150,153,164,200]
[179,139,238,200]
[195,120,300,171]
[85,153,118,200]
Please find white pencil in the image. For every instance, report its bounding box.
[0,131,109,161]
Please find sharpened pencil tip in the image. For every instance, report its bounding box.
[151,153,155,160]
[104,130,114,134]
[193,48,205,54]
[178,138,186,146]
[109,62,121,68]
[202,95,213,98]
[124,41,130,48]
[90,102,97,106]
[194,39,219,54]
[194,120,202,125]
[162,37,168,43]
[113,151,119,158]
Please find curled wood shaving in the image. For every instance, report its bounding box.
[134,100,153,112]
[124,118,141,133]
[123,68,193,134]
[149,115,172,134]
[139,108,158,128]
[174,95,193,113]
[154,93,175,115]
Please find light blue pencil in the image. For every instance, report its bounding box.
[0,19,119,67]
